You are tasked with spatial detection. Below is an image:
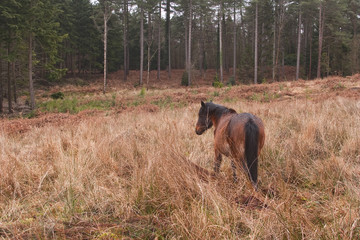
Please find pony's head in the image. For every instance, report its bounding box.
[195,101,213,135]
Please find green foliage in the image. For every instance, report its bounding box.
[111,93,116,107]
[39,97,116,114]
[50,92,64,100]
[128,99,146,107]
[181,71,189,86]
[212,80,223,88]
[139,87,146,97]
[213,91,220,97]
[46,67,67,82]
[224,96,237,103]
[151,96,173,108]
[40,98,79,114]
[332,83,346,90]
[211,74,223,88]
[227,76,236,86]
[24,110,38,119]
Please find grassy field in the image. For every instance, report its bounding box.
[1,73,360,239]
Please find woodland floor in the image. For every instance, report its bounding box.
[1,69,360,134]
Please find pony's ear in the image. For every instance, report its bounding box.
[201,101,205,107]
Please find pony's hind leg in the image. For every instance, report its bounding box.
[214,150,222,173]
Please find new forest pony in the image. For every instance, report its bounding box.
[195,101,265,188]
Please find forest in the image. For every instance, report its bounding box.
[1,0,359,112]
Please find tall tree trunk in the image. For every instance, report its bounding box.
[272,12,276,81]
[12,61,17,104]
[254,1,258,84]
[123,0,128,81]
[7,33,13,113]
[103,2,108,94]
[303,18,308,79]
[308,25,312,79]
[29,32,35,110]
[282,48,285,80]
[146,11,152,86]
[351,3,359,74]
[317,1,324,79]
[296,6,301,80]
[184,13,188,73]
[199,13,204,78]
[140,3,144,85]
[187,0,192,86]
[233,1,236,80]
[165,0,171,79]
[275,0,285,81]
[219,1,223,83]
[239,0,245,79]
[260,22,265,79]
[272,7,276,81]
[0,45,3,113]
[157,1,161,80]
[223,12,228,74]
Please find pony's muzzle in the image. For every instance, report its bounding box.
[195,126,205,135]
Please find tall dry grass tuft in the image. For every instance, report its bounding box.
[1,97,360,238]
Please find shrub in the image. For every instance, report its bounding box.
[212,74,223,88]
[50,92,64,100]
[212,80,223,88]
[227,76,236,86]
[139,87,146,98]
[181,71,189,86]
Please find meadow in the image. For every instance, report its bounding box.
[1,72,360,239]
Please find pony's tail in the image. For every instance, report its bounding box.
[245,118,259,186]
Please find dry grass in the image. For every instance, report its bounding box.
[1,83,360,239]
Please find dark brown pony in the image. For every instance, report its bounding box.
[195,101,265,188]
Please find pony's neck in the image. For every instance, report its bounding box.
[208,104,234,128]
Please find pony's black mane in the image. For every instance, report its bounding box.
[206,102,236,119]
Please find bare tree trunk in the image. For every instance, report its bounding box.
[303,18,308,79]
[123,0,128,81]
[157,1,161,80]
[317,1,324,79]
[233,1,236,80]
[282,47,285,80]
[168,28,171,79]
[187,0,192,86]
[184,15,188,73]
[275,0,285,81]
[272,1,276,81]
[260,22,265,79]
[0,45,3,113]
[146,11,152,86]
[140,3,144,85]
[29,32,35,110]
[12,61,17,104]
[254,1,258,84]
[351,2,359,74]
[165,0,171,79]
[296,6,301,80]
[7,33,13,113]
[308,26,312,79]
[103,3,108,94]
[219,1,223,83]
[200,13,204,78]
[326,46,330,77]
